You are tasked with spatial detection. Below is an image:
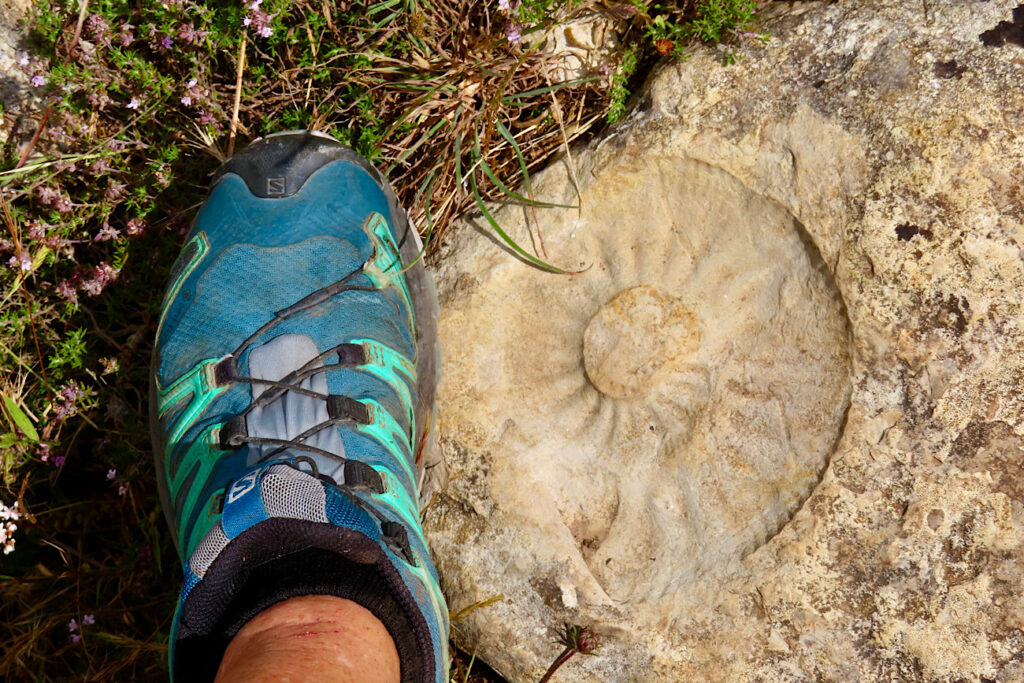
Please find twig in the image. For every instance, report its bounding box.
[15,106,52,170]
[68,0,90,58]
[228,33,247,158]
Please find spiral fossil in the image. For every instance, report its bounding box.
[436,153,851,603]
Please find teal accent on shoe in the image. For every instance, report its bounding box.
[357,399,416,486]
[156,357,229,448]
[173,425,229,562]
[363,212,414,325]
[156,232,209,342]
[353,338,416,438]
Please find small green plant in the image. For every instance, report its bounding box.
[538,624,602,682]
[607,44,639,125]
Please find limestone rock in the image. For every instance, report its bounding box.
[0,0,31,113]
[424,1,1024,680]
[525,10,627,83]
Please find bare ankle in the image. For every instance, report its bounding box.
[215,595,401,683]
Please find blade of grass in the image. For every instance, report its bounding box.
[500,76,598,103]
[2,394,39,442]
[473,132,575,209]
[458,131,566,274]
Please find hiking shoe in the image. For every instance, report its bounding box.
[150,131,448,681]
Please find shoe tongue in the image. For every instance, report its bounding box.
[221,463,328,539]
[245,333,346,480]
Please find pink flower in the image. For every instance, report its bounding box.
[506,23,521,44]
[8,250,31,271]
[83,614,95,625]
[94,222,119,241]
[126,97,140,110]
[125,218,146,236]
[68,618,78,633]
[158,35,173,49]
[26,222,47,241]
[30,74,46,87]
[258,25,272,38]
[118,485,127,497]
[118,23,135,45]
[36,186,58,205]
[57,280,78,304]
[197,110,218,127]
[70,633,81,644]
[106,469,116,480]
[105,181,126,201]
[180,95,193,106]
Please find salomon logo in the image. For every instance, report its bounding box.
[228,471,259,503]
[266,177,286,196]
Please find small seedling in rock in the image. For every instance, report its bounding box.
[538,623,601,682]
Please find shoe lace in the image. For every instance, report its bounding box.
[211,263,419,558]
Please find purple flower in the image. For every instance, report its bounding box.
[60,384,83,402]
[53,455,66,466]
[126,97,140,110]
[86,14,110,43]
[105,181,126,201]
[106,469,116,480]
[506,23,522,44]
[53,196,73,213]
[36,186,58,205]
[94,222,119,242]
[89,158,111,174]
[30,74,46,88]
[180,95,193,106]
[79,262,119,296]
[57,280,78,303]
[87,91,112,109]
[197,109,218,127]
[83,614,95,625]
[158,35,173,49]
[8,250,31,271]
[498,0,512,11]
[245,8,274,37]
[125,218,146,236]
[178,23,207,44]
[118,485,127,497]
[118,24,135,46]
[26,223,47,241]
[18,54,29,67]
[70,633,81,644]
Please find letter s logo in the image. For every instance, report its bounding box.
[228,470,259,504]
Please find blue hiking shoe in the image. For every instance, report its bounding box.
[150,131,448,681]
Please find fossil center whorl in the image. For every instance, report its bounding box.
[582,285,699,400]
